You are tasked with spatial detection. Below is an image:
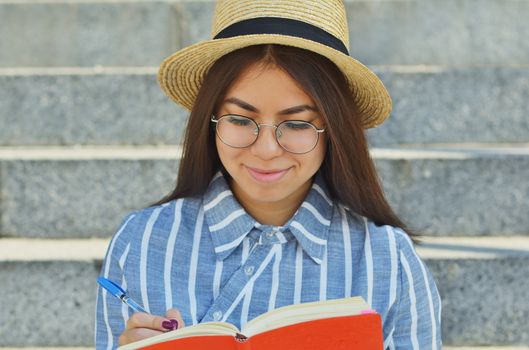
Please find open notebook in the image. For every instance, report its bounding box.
[118,296,383,349]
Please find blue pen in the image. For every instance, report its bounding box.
[97,276,148,313]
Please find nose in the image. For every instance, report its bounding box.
[250,124,284,159]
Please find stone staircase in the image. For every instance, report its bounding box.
[1,0,528,348]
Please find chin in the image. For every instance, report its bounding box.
[244,178,285,194]
[242,179,288,201]
[247,191,290,205]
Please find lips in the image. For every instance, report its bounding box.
[246,166,291,183]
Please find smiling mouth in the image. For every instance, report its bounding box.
[246,166,291,183]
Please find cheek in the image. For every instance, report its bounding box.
[308,138,327,169]
[216,138,243,167]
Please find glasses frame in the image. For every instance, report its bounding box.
[210,114,326,154]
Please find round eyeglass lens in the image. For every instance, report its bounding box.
[216,115,258,148]
[277,121,319,153]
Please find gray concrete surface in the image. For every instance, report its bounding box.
[0,146,181,238]
[373,146,529,236]
[346,0,529,65]
[2,0,529,67]
[0,68,186,146]
[0,260,100,346]
[368,66,529,146]
[428,257,529,345]
[0,1,182,67]
[1,66,529,146]
[0,236,528,346]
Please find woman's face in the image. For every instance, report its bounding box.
[215,63,327,208]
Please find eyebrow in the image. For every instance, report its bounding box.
[223,97,318,115]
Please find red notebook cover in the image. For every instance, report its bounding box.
[142,313,383,350]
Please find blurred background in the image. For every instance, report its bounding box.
[0,0,528,348]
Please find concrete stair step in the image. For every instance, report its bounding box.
[0,145,181,239]
[1,0,529,67]
[1,144,528,238]
[345,0,529,66]
[0,0,183,67]
[1,66,528,146]
[0,67,185,146]
[369,65,529,146]
[372,144,529,237]
[0,236,528,346]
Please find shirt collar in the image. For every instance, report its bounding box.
[203,171,333,264]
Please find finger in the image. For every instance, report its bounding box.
[119,328,164,345]
[125,312,174,332]
[165,308,185,329]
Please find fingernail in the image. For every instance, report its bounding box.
[162,319,179,330]
[361,309,377,315]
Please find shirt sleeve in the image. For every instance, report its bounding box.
[94,211,138,350]
[390,229,442,350]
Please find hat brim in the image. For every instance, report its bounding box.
[157,34,392,129]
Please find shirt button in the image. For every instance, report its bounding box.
[266,230,277,238]
[213,311,223,321]
[244,265,254,276]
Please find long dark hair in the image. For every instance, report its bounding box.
[149,44,419,242]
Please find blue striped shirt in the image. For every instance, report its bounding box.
[95,171,442,349]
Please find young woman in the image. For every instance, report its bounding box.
[95,1,441,349]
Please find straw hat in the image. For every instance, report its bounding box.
[157,0,392,129]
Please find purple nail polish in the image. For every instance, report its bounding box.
[162,319,179,330]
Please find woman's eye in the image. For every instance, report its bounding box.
[284,121,311,130]
[227,116,252,126]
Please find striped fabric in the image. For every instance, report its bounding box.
[95,171,442,349]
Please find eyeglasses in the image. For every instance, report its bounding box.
[211,114,325,154]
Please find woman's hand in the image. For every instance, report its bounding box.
[118,308,185,345]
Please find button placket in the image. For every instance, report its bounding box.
[200,243,274,324]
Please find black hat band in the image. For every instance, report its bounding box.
[213,17,350,56]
